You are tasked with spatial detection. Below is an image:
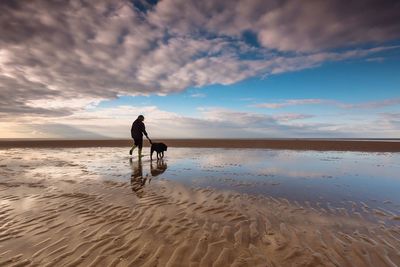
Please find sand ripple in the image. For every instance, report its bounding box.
[0,175,399,267]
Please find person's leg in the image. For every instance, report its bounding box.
[138,138,144,158]
[129,144,137,155]
[130,139,138,155]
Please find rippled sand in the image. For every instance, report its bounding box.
[1,148,400,266]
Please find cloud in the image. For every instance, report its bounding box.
[365,57,385,63]
[380,113,400,120]
[1,105,333,139]
[190,93,206,98]
[273,113,314,122]
[30,124,109,139]
[254,99,324,109]
[254,98,400,109]
[255,0,400,52]
[0,122,108,139]
[0,0,399,118]
[3,103,400,138]
[328,112,400,137]
[194,107,331,137]
[338,98,400,109]
[149,0,400,52]
[26,98,103,110]
[379,112,400,128]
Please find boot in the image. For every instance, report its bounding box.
[138,148,144,159]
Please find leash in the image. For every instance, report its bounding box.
[147,137,153,145]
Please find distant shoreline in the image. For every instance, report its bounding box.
[1,139,400,152]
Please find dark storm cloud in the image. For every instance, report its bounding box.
[0,0,399,117]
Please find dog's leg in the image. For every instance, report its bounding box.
[150,148,154,160]
[157,152,160,160]
[161,151,164,158]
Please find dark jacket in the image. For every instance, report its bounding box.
[131,119,148,139]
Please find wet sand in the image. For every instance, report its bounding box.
[1,148,400,266]
[1,138,400,152]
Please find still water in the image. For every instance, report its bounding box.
[85,147,400,216]
[2,147,400,216]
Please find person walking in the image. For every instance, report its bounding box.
[130,115,151,158]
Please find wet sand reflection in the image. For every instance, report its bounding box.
[130,158,167,198]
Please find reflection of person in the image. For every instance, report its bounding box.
[130,158,148,198]
[129,115,152,158]
[150,159,167,177]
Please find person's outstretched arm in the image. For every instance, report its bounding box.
[142,123,152,143]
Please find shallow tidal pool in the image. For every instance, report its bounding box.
[1,147,399,219]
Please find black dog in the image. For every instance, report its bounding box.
[150,142,167,160]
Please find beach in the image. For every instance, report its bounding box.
[0,143,399,266]
[1,139,400,152]
[2,0,400,266]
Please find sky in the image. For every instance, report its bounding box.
[1,0,400,139]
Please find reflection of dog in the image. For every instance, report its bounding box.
[150,142,168,160]
[151,159,167,177]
